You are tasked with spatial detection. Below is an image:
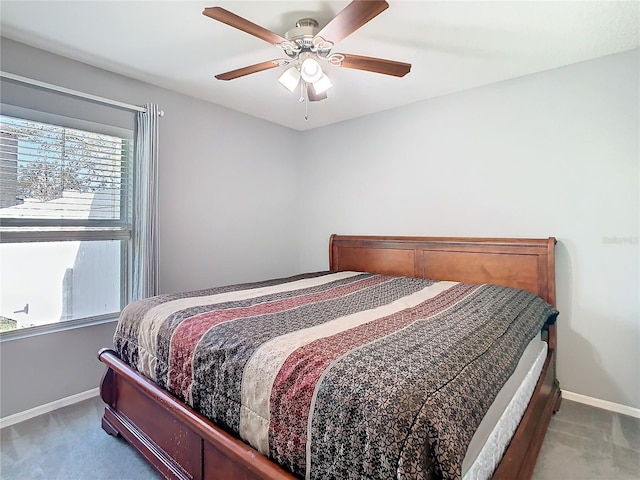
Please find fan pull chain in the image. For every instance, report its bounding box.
[300,80,309,121]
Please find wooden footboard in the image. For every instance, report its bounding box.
[99,348,296,480]
[99,235,560,480]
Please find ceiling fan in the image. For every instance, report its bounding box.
[202,0,411,104]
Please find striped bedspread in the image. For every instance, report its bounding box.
[114,271,558,480]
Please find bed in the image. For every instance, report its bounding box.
[98,234,561,480]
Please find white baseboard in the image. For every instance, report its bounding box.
[563,390,640,419]
[0,387,100,429]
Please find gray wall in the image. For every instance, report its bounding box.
[0,38,301,418]
[0,322,118,415]
[298,49,640,410]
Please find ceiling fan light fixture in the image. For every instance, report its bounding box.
[278,66,301,92]
[300,58,323,83]
[313,73,332,95]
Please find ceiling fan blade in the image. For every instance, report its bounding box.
[215,60,281,81]
[316,0,389,44]
[335,53,411,77]
[203,7,287,45]
[307,84,328,102]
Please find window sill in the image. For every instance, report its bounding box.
[0,314,120,342]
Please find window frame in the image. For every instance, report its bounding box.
[0,104,134,340]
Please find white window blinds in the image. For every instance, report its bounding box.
[0,114,132,230]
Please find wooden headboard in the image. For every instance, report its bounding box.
[329,235,556,306]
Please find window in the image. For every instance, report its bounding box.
[0,113,133,333]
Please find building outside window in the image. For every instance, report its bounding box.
[0,114,133,333]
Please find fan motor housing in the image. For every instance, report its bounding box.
[285,18,320,48]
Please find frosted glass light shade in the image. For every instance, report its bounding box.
[300,58,323,83]
[313,73,332,94]
[278,67,300,92]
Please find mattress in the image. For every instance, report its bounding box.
[463,336,547,478]
[114,271,558,480]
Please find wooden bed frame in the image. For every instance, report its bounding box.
[98,235,561,480]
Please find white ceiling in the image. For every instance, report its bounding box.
[1,1,638,131]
